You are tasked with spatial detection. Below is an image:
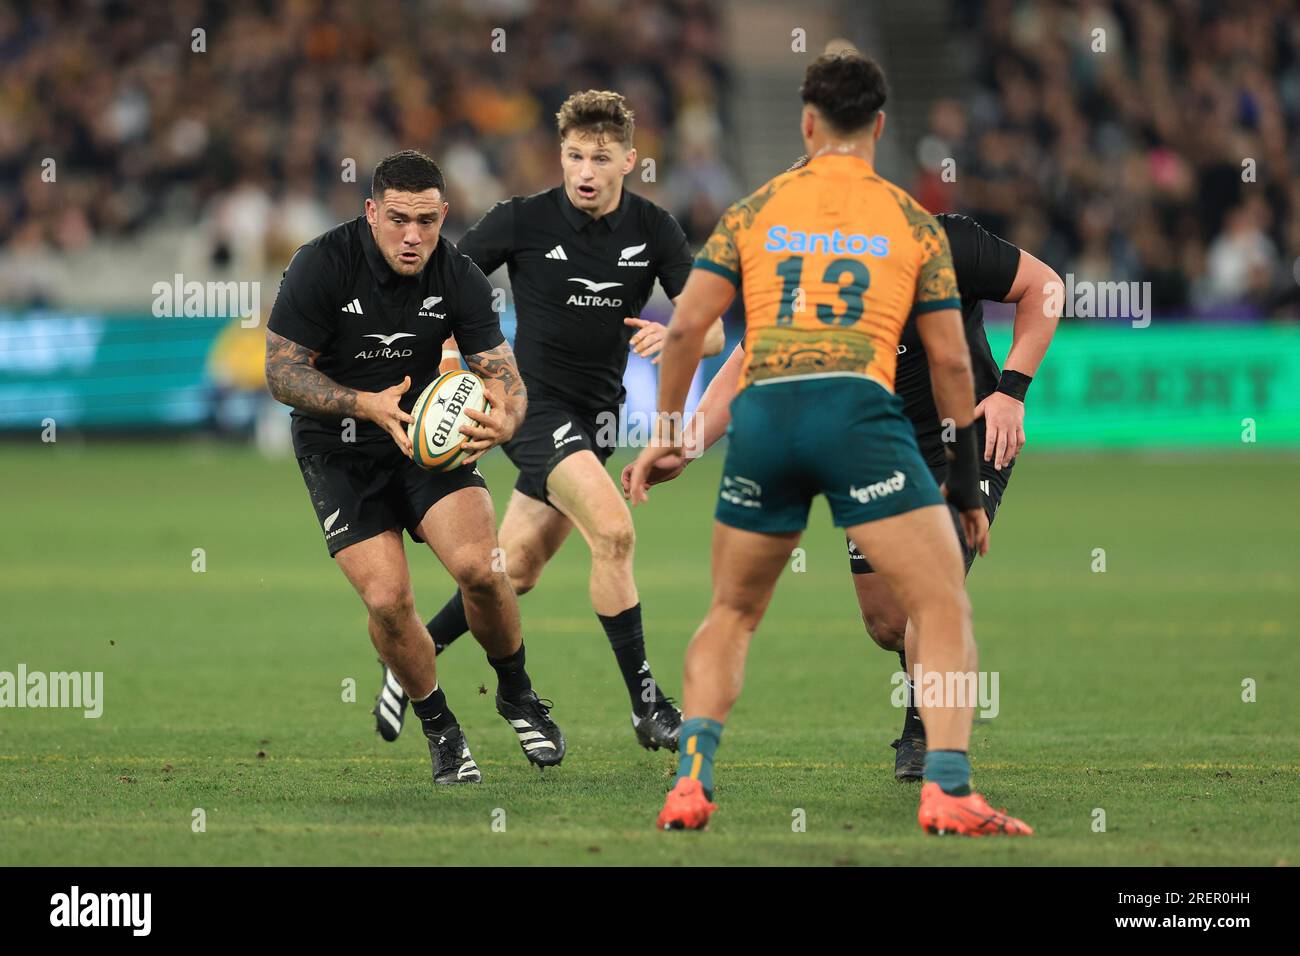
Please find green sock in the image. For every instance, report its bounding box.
[923,749,972,796]
[676,717,724,798]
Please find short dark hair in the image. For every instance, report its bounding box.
[799,52,888,134]
[556,90,635,148]
[371,149,445,200]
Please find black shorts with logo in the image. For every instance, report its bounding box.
[502,397,617,507]
[297,442,487,557]
[847,451,1012,575]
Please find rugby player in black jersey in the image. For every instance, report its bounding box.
[372,92,724,753]
[265,150,565,785]
[624,176,1061,780]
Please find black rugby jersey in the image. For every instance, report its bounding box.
[456,185,693,411]
[896,213,1021,464]
[267,216,504,456]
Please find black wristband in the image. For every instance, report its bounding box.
[996,369,1032,402]
[945,422,982,512]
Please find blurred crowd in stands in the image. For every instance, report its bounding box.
[0,0,733,306]
[914,0,1300,318]
[3,0,1298,319]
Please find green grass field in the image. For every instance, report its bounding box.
[1,441,1297,866]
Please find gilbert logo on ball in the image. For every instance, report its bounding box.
[408,370,490,471]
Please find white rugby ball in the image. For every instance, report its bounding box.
[408,370,490,471]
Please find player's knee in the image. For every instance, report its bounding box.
[508,556,544,596]
[591,519,635,564]
[363,585,414,636]
[863,612,906,652]
[705,599,762,637]
[455,560,505,601]
[914,583,972,630]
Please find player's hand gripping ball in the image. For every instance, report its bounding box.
[408,370,490,471]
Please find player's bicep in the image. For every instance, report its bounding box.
[267,245,338,351]
[693,202,743,287]
[913,307,968,370]
[1003,248,1059,306]
[264,329,319,373]
[653,212,693,300]
[946,214,1021,303]
[457,200,513,276]
[914,225,961,314]
[669,269,736,337]
[264,329,323,402]
[449,260,507,354]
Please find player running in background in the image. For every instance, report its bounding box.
[266,150,564,784]
[624,200,1061,781]
[627,52,1032,835]
[373,91,725,753]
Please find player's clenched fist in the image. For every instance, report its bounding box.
[358,375,415,458]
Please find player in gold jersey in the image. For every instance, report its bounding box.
[627,52,1032,836]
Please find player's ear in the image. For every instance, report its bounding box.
[364,197,377,226]
[800,105,815,141]
[622,147,637,176]
[874,111,886,142]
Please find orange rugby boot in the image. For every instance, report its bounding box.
[657,778,718,831]
[918,781,1034,836]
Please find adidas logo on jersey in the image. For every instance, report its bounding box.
[849,470,906,504]
[618,242,649,267]
[545,245,568,260]
[341,298,364,314]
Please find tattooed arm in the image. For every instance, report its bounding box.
[265,330,355,416]
[456,340,528,465]
[265,329,414,456]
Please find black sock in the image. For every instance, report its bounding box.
[598,604,661,710]
[411,684,456,736]
[899,649,923,735]
[426,590,469,654]
[489,642,532,699]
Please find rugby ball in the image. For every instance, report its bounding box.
[408,370,490,471]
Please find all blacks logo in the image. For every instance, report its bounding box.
[430,375,477,450]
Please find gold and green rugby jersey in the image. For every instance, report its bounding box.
[694,153,960,392]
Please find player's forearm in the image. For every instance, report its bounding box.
[463,340,527,426]
[265,330,362,419]
[657,315,710,415]
[929,359,977,429]
[916,310,976,428]
[1003,254,1062,377]
[440,335,462,374]
[688,342,742,454]
[660,270,738,421]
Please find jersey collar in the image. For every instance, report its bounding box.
[557,184,629,233]
[807,152,876,174]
